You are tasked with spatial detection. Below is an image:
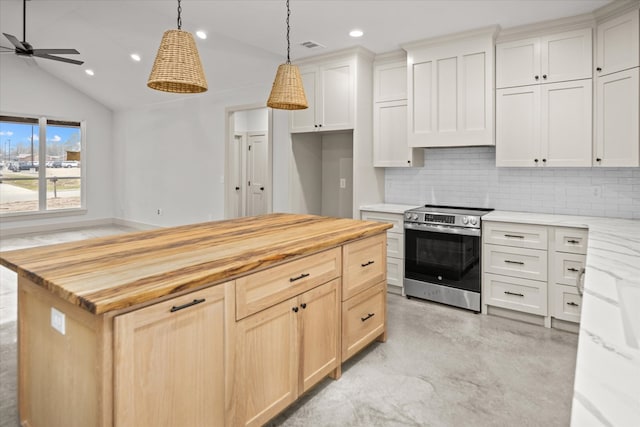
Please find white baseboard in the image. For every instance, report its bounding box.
[112,218,159,231]
[0,217,157,238]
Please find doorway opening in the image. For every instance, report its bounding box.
[225,106,272,219]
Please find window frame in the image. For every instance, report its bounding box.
[0,113,87,218]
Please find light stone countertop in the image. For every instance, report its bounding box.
[360,203,421,215]
[484,211,640,426]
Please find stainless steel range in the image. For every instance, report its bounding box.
[404,205,493,312]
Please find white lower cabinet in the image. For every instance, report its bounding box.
[361,209,406,295]
[483,220,588,329]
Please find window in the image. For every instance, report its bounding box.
[0,115,84,215]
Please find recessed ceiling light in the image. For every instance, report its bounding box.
[196,31,207,40]
[85,69,95,76]
[130,53,141,62]
[349,29,364,38]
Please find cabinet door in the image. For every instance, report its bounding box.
[496,86,541,167]
[595,68,640,167]
[290,67,318,133]
[541,28,592,84]
[114,284,230,427]
[374,61,407,102]
[373,100,415,167]
[236,298,298,427]
[596,10,640,76]
[540,79,592,167]
[299,279,339,392]
[496,37,541,88]
[319,60,353,131]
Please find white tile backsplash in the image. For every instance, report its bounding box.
[385,147,640,220]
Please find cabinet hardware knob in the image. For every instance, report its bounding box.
[314,124,318,128]
[534,158,539,163]
[260,187,264,191]
[534,75,539,80]
[576,268,586,296]
[289,273,310,282]
[504,234,524,239]
[361,260,375,267]
[567,302,579,307]
[301,303,307,309]
[235,186,240,191]
[292,306,299,313]
[504,291,524,297]
[542,158,547,163]
[567,239,580,244]
[318,124,322,127]
[542,74,547,79]
[504,260,525,265]
[596,158,602,162]
[361,313,375,322]
[596,67,602,72]
[567,267,580,272]
[407,160,411,164]
[170,298,206,313]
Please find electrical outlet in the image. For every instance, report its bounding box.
[51,307,66,335]
[339,178,346,189]
[156,208,162,216]
[591,186,602,199]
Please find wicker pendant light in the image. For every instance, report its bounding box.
[147,0,208,94]
[267,0,308,110]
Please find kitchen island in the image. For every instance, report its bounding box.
[0,213,392,427]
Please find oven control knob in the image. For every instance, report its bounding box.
[405,212,412,220]
[470,217,478,226]
[411,213,419,220]
[462,216,469,225]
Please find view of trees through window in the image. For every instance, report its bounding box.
[0,115,83,214]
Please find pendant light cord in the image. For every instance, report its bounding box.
[177,0,182,30]
[286,0,291,64]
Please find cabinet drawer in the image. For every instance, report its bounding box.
[553,252,586,286]
[483,244,547,281]
[554,227,588,254]
[360,211,404,233]
[484,273,547,316]
[342,281,386,361]
[483,222,548,249]
[236,248,341,320]
[551,284,582,323]
[343,234,387,300]
[386,232,404,258]
[386,257,404,290]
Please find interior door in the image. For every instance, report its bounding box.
[232,133,245,218]
[247,132,268,216]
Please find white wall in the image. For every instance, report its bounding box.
[385,147,640,219]
[0,55,114,232]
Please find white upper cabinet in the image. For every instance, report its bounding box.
[290,58,354,133]
[496,28,593,88]
[497,80,592,167]
[594,67,639,166]
[374,61,407,102]
[403,27,497,147]
[596,9,639,76]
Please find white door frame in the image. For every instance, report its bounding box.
[224,104,273,219]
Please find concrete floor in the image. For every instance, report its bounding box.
[0,226,579,427]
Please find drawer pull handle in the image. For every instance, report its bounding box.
[567,239,580,244]
[504,260,525,265]
[567,267,580,272]
[300,303,307,309]
[567,302,579,307]
[170,298,205,313]
[361,313,375,322]
[504,291,524,297]
[292,306,299,313]
[504,234,524,239]
[576,268,586,296]
[361,260,375,267]
[289,273,310,282]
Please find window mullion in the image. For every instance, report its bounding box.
[38,117,47,211]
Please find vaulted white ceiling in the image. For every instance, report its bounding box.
[0,0,611,111]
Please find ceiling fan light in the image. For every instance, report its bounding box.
[147,29,208,94]
[267,63,308,110]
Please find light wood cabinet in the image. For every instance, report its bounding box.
[595,9,639,76]
[496,28,592,88]
[114,283,232,427]
[403,27,497,147]
[290,58,354,133]
[342,281,386,361]
[496,79,592,167]
[594,67,639,167]
[342,233,387,300]
[236,279,340,426]
[373,57,423,167]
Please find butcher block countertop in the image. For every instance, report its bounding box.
[0,213,391,315]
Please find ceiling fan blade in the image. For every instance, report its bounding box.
[33,48,80,55]
[34,53,84,65]
[0,45,14,52]
[2,33,28,51]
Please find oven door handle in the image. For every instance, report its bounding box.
[404,222,481,237]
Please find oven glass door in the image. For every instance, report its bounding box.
[405,227,481,292]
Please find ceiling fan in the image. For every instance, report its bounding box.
[0,0,83,65]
